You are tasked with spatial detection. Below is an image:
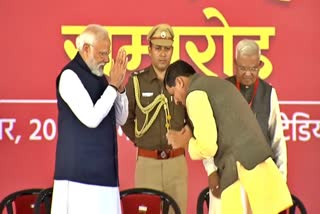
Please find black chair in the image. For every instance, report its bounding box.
[196,187,209,214]
[120,188,181,214]
[289,194,307,214]
[0,188,43,214]
[196,187,307,214]
[33,187,53,214]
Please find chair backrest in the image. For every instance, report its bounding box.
[196,187,308,214]
[33,187,53,214]
[289,194,307,214]
[196,187,209,214]
[120,188,181,214]
[0,188,43,214]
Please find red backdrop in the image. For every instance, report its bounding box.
[1,0,319,213]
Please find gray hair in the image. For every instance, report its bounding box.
[235,39,261,60]
[75,24,109,51]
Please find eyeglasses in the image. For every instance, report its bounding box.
[87,43,109,58]
[237,65,260,73]
[235,60,263,73]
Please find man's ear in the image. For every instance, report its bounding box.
[82,43,91,56]
[259,60,264,68]
[233,59,237,65]
[233,59,238,72]
[176,77,184,88]
[148,46,151,55]
[83,43,90,51]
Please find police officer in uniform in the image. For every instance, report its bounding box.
[122,24,187,213]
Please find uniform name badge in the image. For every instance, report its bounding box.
[142,92,153,97]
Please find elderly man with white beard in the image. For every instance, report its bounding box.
[51,24,128,214]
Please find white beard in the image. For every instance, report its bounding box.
[87,55,105,77]
[91,67,104,77]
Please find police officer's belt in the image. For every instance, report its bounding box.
[138,148,185,159]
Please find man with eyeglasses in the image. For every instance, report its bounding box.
[51,24,128,214]
[203,39,288,213]
[121,24,188,213]
[229,39,287,181]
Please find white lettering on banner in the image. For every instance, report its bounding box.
[281,112,320,142]
[0,118,21,144]
[0,118,57,144]
[0,117,127,144]
[1,100,319,144]
[29,118,56,141]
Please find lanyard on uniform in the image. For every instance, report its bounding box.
[236,80,259,107]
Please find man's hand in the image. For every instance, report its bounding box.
[107,49,128,89]
[208,171,220,198]
[166,125,192,149]
[118,84,125,93]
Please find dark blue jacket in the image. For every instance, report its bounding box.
[54,52,119,186]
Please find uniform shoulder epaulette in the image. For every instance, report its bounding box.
[132,69,146,76]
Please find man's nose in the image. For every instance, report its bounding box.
[103,56,110,64]
[244,70,252,76]
[160,48,167,56]
[174,99,179,105]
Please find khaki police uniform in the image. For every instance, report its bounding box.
[121,24,188,214]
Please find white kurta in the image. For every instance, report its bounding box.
[51,69,128,214]
[51,180,122,214]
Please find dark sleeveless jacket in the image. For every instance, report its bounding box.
[226,76,272,146]
[188,74,273,191]
[54,52,119,187]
